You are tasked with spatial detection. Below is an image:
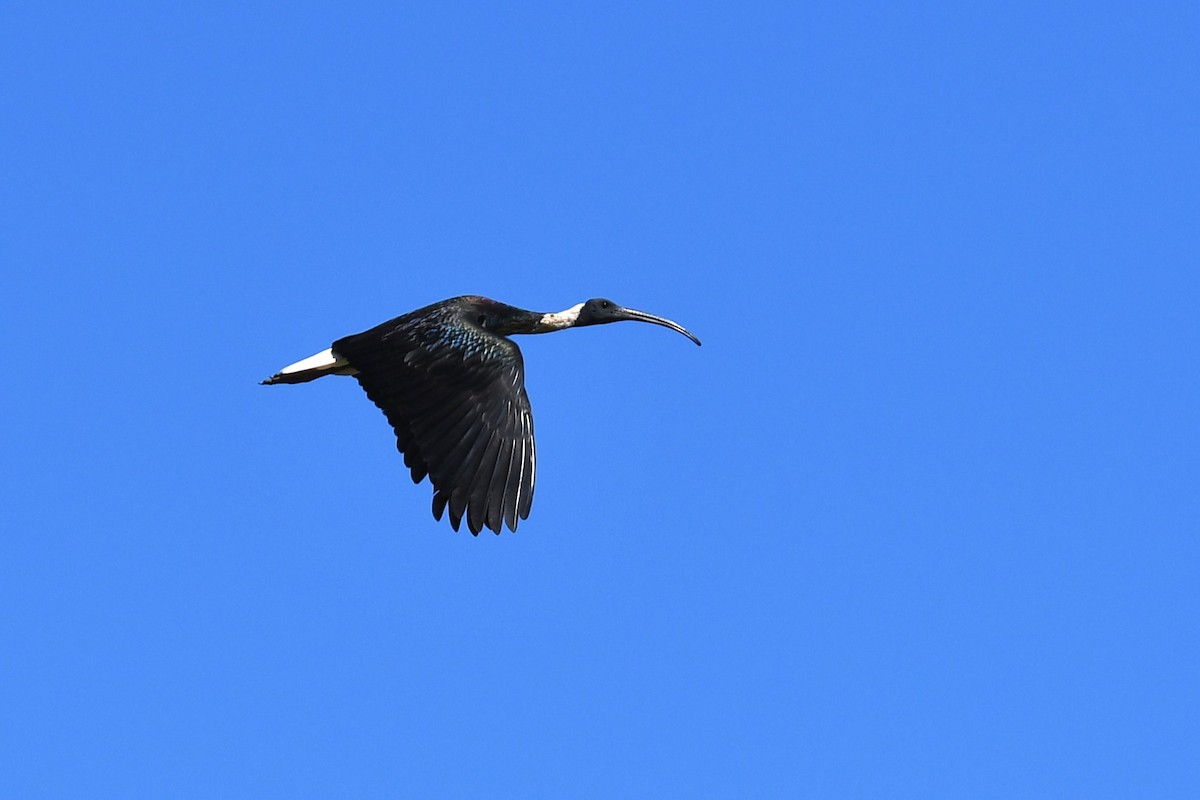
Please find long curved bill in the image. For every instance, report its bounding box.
[614,306,703,346]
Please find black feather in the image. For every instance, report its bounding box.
[330,296,538,535]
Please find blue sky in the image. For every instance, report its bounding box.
[2,1,1197,796]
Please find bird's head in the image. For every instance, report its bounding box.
[574,298,702,346]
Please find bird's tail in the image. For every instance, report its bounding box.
[261,348,358,385]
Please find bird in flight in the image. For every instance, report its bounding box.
[262,296,701,535]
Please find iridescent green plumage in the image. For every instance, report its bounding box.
[332,297,539,534]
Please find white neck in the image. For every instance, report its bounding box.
[536,303,584,332]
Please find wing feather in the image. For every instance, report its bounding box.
[503,419,524,532]
[519,409,536,520]
[485,431,515,534]
[468,411,506,534]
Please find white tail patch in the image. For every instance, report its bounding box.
[280,348,344,376]
[264,348,357,384]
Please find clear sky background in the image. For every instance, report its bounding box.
[2,2,1197,797]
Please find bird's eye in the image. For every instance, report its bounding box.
[601,301,610,309]
[477,315,487,326]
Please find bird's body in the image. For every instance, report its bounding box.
[263,296,700,535]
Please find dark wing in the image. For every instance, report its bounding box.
[331,312,536,535]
